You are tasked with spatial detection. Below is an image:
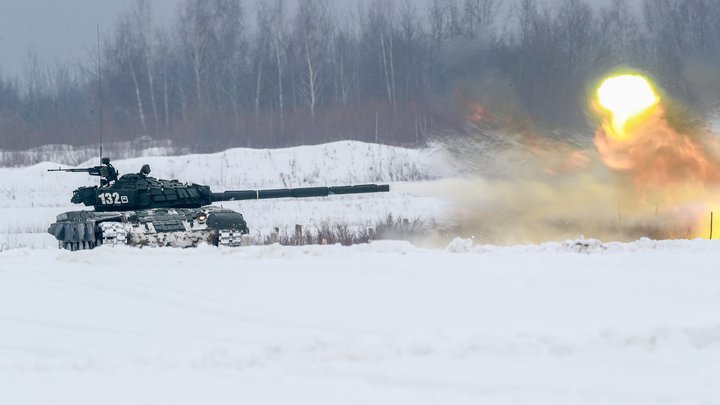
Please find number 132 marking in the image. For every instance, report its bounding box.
[99,192,125,205]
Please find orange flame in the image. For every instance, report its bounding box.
[467,101,487,123]
[595,107,720,189]
[593,74,720,238]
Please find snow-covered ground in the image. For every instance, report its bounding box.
[2,240,719,404]
[2,141,718,404]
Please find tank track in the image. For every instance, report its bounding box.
[58,226,247,250]
[49,207,249,250]
[60,240,98,251]
[99,222,129,247]
[218,230,246,247]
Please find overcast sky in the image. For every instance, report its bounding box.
[0,0,640,80]
[0,0,181,79]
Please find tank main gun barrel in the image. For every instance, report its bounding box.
[211,184,389,202]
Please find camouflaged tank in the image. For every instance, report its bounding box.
[48,158,390,250]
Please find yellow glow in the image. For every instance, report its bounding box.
[597,74,659,139]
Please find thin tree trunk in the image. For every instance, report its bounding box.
[255,56,264,125]
[193,45,203,114]
[179,84,188,141]
[381,32,393,110]
[163,69,170,131]
[339,49,347,104]
[375,110,379,143]
[274,37,285,136]
[145,49,160,136]
[304,30,317,134]
[388,31,397,112]
[129,62,148,136]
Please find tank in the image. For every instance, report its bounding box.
[47,158,390,250]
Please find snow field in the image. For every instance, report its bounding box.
[2,141,718,404]
[1,240,719,404]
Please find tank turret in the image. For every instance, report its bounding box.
[47,158,390,250]
[56,158,388,212]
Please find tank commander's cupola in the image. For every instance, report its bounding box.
[140,164,151,177]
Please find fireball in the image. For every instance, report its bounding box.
[596,74,659,140]
[593,72,720,239]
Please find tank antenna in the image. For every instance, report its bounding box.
[97,23,103,163]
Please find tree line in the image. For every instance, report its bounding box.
[1,0,720,151]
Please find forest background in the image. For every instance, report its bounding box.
[0,0,719,152]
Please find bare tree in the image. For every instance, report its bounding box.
[209,0,247,140]
[130,0,160,136]
[271,0,288,135]
[155,29,174,133]
[372,1,398,112]
[178,0,212,114]
[463,0,498,38]
[295,0,330,133]
[555,0,594,77]
[114,14,149,136]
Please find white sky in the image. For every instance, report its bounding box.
[0,0,641,80]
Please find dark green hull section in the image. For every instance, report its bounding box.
[48,207,249,250]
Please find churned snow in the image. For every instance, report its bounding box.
[1,141,718,404]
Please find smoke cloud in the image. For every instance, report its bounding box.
[403,96,720,246]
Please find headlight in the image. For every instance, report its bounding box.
[196,212,208,224]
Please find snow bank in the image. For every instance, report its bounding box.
[0,139,180,167]
[0,141,437,208]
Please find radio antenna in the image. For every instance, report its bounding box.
[97,23,103,162]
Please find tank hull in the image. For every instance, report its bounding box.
[48,206,249,250]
